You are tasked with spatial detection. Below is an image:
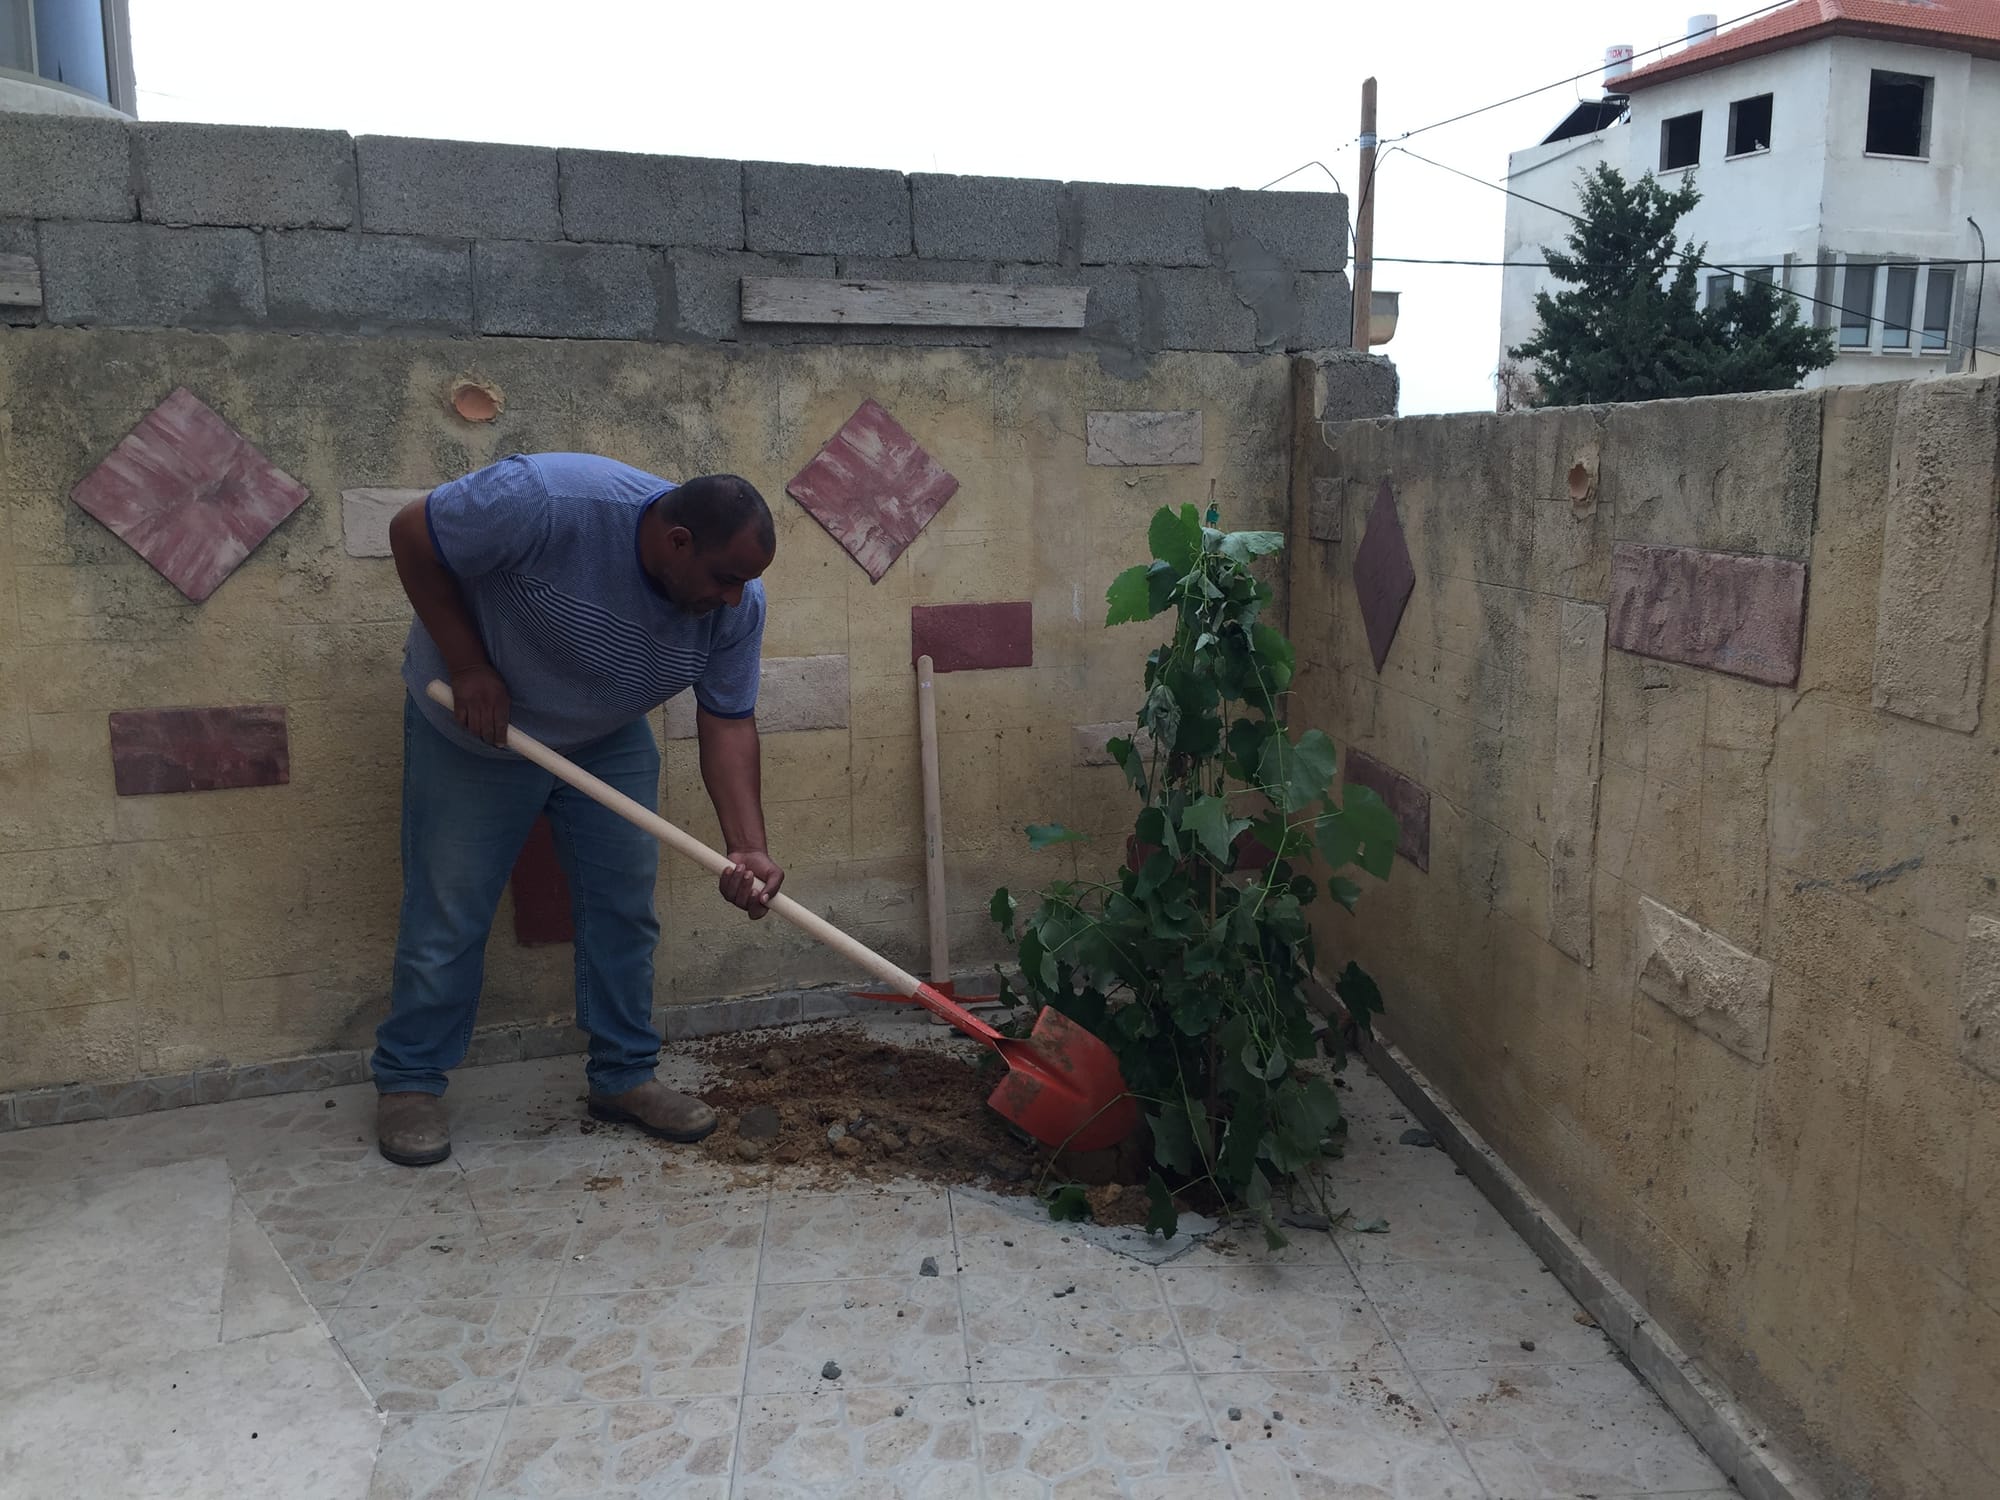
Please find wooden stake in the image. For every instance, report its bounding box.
[1352,76,1378,351]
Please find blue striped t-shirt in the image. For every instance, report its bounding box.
[402,453,765,755]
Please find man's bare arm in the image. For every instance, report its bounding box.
[696,707,784,918]
[388,499,510,743]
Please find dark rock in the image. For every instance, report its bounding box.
[919,1256,940,1277]
[1227,1407,1242,1421]
[1280,1209,1332,1232]
[821,1360,842,1380]
[1398,1128,1436,1148]
[739,1105,782,1140]
[1520,1338,1537,1352]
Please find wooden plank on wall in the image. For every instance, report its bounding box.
[0,253,42,309]
[741,277,1087,329]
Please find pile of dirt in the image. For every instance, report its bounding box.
[684,1022,1048,1196]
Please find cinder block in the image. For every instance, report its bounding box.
[135,123,355,228]
[669,249,832,339]
[267,231,470,333]
[474,240,666,339]
[1151,269,1257,351]
[39,222,265,328]
[661,655,850,739]
[744,161,910,256]
[559,148,742,248]
[1635,895,1773,1063]
[1873,375,2000,732]
[1086,411,1202,466]
[1073,181,1210,266]
[0,113,131,221]
[1289,272,1353,350]
[1314,352,1400,421]
[340,487,427,557]
[356,135,560,239]
[1213,187,1346,272]
[911,173,1061,263]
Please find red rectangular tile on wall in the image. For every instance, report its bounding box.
[512,815,576,946]
[911,602,1033,673]
[1344,748,1431,872]
[108,705,290,796]
[1608,541,1806,687]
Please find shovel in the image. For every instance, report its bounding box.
[424,680,1138,1153]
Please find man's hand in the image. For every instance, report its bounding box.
[450,664,512,745]
[719,848,784,920]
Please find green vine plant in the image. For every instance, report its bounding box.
[989,502,1398,1247]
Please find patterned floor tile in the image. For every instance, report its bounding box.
[1329,1172,1540,1267]
[368,1410,505,1500]
[1422,1362,1728,1499]
[1161,1263,1399,1374]
[331,1299,541,1412]
[264,1215,400,1309]
[948,1193,1118,1276]
[431,1138,621,1215]
[747,1275,967,1394]
[961,1268,1185,1382]
[1358,1259,1617,1371]
[346,1212,579,1305]
[734,1384,980,1497]
[974,1374,1232,1498]
[235,1146,419,1222]
[760,1192,953,1283]
[1204,1369,1484,1500]
[520,1287,755,1403]
[477,1398,737,1498]
[557,1201,765,1295]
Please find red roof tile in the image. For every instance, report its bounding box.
[1620,0,2000,89]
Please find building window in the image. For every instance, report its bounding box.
[1834,257,1956,353]
[0,0,130,110]
[1661,111,1703,170]
[1923,268,1955,350]
[1866,71,1931,157]
[1839,261,1878,347]
[1728,94,1774,155]
[1706,272,1734,307]
[1746,266,1776,286]
[1882,264,1918,348]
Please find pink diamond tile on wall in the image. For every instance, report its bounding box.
[786,399,959,582]
[70,387,310,602]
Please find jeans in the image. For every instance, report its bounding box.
[372,697,664,1097]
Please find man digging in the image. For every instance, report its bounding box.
[371,453,784,1167]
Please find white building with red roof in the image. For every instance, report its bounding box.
[1498,0,2000,398]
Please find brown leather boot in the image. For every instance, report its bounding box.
[377,1091,451,1167]
[586,1079,719,1143]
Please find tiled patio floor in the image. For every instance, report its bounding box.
[1,1018,1734,1499]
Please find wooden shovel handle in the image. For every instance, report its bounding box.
[423,680,926,1000]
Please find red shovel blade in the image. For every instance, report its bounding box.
[980,1004,1139,1154]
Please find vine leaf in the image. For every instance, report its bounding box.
[1181,795,1250,863]
[1149,503,1204,572]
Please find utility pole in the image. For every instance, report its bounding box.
[1352,76,1378,351]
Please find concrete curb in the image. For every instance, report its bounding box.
[1358,1030,1824,1500]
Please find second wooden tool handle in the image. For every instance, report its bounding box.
[423,680,925,999]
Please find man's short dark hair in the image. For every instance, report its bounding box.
[661,474,775,553]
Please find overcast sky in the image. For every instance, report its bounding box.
[129,0,1712,414]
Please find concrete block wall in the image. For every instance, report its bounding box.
[0,113,1350,362]
[1289,378,2000,1500]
